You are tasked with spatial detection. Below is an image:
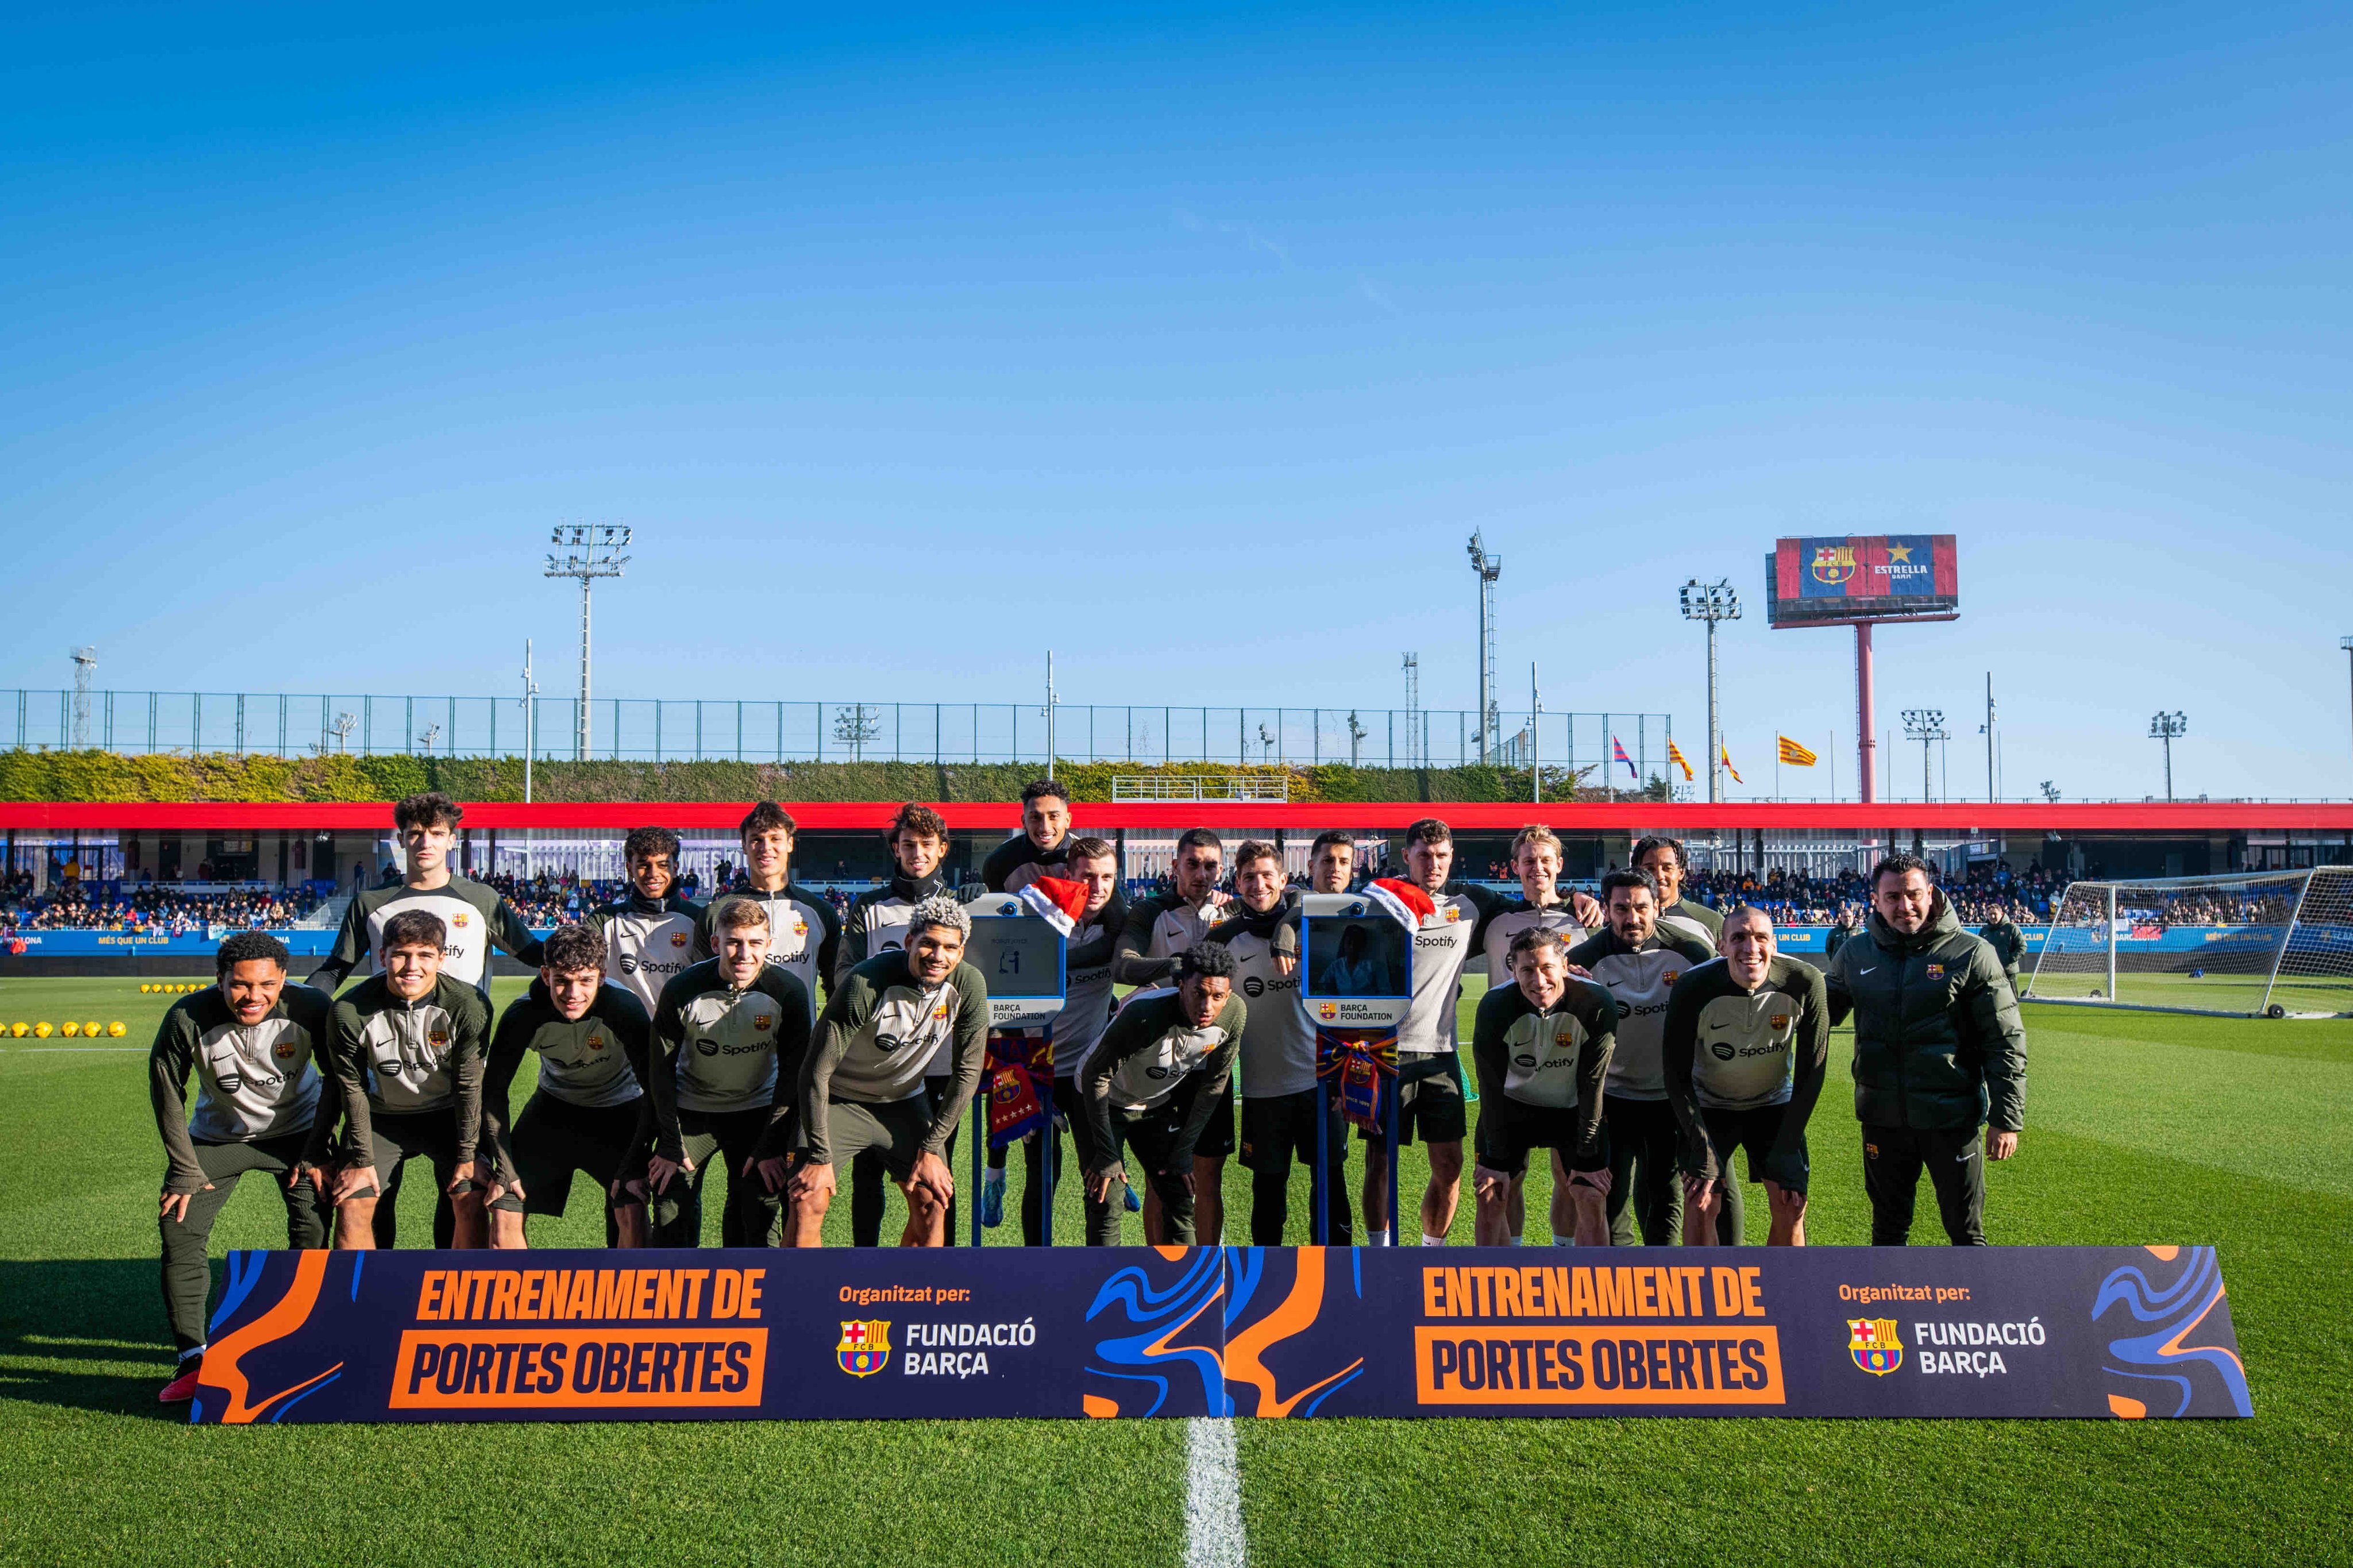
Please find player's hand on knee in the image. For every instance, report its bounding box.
[1764,1180,1806,1217]
[754,1155,791,1194]
[331,1164,376,1205]
[1985,1129,2019,1161]
[1682,1173,1714,1209]
[909,1152,954,1206]
[1568,1165,1611,1198]
[647,1153,688,1194]
[159,1184,210,1222]
[449,1160,487,1200]
[1472,1165,1510,1205]
[788,1160,837,1204]
[1086,1164,1125,1205]
[288,1162,330,1196]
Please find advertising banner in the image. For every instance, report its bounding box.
[1768,535,1960,626]
[192,1245,2246,1425]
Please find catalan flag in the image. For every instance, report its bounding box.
[1611,736,1638,779]
[1719,744,1743,785]
[1777,735,1818,767]
[1665,739,1694,781]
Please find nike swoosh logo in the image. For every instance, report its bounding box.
[1957,1152,1976,1161]
[1857,968,1876,975]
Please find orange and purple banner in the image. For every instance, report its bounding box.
[190,1245,2247,1424]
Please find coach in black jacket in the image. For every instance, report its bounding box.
[1824,854,2026,1246]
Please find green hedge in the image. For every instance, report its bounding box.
[0,749,1672,805]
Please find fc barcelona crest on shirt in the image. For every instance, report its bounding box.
[838,1319,891,1377]
[1926,963,1946,980]
[1770,1014,1790,1031]
[754,1015,774,1032]
[452,912,470,929]
[1848,1317,1903,1376]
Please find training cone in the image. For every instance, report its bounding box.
[109,1022,126,1037]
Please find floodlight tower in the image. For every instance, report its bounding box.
[1402,653,1420,767]
[2149,710,2188,801]
[1680,579,1741,802]
[2340,636,2352,774]
[1901,708,1947,802]
[1467,533,1501,763]
[545,524,631,761]
[68,647,96,748]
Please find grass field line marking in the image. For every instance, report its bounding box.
[1185,1417,1245,1568]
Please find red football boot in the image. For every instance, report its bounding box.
[159,1359,204,1404]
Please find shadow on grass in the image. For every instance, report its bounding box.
[0,1258,180,1418]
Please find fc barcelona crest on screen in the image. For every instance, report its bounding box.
[1848,1318,1903,1376]
[838,1319,892,1377]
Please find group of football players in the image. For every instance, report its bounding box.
[151,782,2027,1403]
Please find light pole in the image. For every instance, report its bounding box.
[545,524,631,761]
[1680,579,1741,803]
[1043,651,1058,779]
[2149,710,2187,801]
[1901,708,1947,802]
[2341,636,2352,777]
[1981,673,1997,801]
[1467,534,1502,763]
[519,640,539,804]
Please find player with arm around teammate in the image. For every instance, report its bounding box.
[1471,926,1615,1247]
[1113,827,1234,1239]
[1077,943,1247,1245]
[788,896,988,1248]
[1633,835,1721,953]
[1564,868,1717,1247]
[982,779,1073,893]
[695,801,839,1034]
[645,901,812,1247]
[587,825,704,1015]
[151,932,335,1402]
[323,910,493,1250]
[1661,906,1829,1246]
[480,924,657,1249]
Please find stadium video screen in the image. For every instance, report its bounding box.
[1301,916,1410,999]
[963,919,1064,998]
[1765,534,1959,627]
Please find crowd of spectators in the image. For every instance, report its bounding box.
[1684,863,2061,929]
[0,876,325,936]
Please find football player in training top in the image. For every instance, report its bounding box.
[1077,943,1246,1246]
[1633,835,1722,952]
[988,836,1129,1242]
[151,933,335,1403]
[982,778,1073,894]
[696,801,838,1033]
[1209,841,1351,1245]
[323,909,493,1250]
[1361,818,1507,1248]
[1478,824,1602,1244]
[1565,868,1717,1247]
[309,791,544,1248]
[646,900,812,1248]
[588,825,704,1015]
[1825,855,2026,1246]
[839,804,958,1247]
[1471,926,1616,1246]
[1662,906,1829,1246]
[1113,826,1234,1241]
[481,923,655,1249]
[790,895,988,1248]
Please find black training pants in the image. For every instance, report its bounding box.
[1861,1122,1987,1246]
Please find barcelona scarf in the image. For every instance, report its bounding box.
[984,1029,1055,1150]
[1315,1027,1398,1131]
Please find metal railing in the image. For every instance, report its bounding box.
[0,689,1677,777]
[1111,775,1291,803]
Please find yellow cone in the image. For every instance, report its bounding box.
[33,1022,53,1038]
[109,1021,127,1037]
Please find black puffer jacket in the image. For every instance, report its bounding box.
[1825,892,2025,1133]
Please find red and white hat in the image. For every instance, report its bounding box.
[1365,877,1437,931]
[1017,875,1091,936]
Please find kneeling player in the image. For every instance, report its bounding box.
[1077,943,1246,1245]
[483,924,656,1248]
[325,911,492,1250]
[1662,906,1827,1246]
[789,896,986,1248]
[646,901,811,1247]
[1471,928,1615,1247]
[151,932,334,1401]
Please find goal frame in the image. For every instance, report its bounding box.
[2024,867,2353,1019]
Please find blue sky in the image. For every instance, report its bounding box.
[3,3,2350,800]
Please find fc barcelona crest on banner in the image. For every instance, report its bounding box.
[838,1319,892,1377]
[1848,1318,1903,1376]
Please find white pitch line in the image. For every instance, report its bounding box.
[1185,1417,1247,1568]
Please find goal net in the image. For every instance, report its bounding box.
[2027,867,2353,1018]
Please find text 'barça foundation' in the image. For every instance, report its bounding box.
[192,1245,2248,1424]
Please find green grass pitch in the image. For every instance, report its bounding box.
[1,972,2348,1566]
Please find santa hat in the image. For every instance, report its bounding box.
[1017,875,1091,936]
[1365,877,1437,932]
